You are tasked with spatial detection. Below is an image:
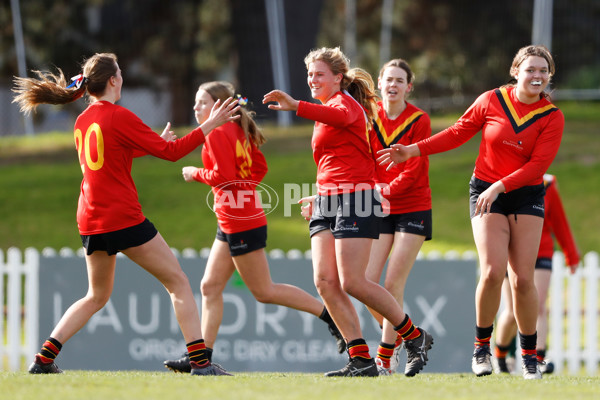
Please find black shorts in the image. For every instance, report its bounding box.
[380,209,433,241]
[80,218,158,256]
[309,190,382,239]
[469,177,545,219]
[216,225,267,256]
[535,257,553,270]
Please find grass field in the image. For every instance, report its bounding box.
[0,101,599,255]
[1,371,599,400]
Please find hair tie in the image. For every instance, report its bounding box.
[66,74,87,89]
[236,94,248,106]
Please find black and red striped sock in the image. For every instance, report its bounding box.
[395,333,404,348]
[394,314,421,341]
[347,338,371,360]
[376,342,394,368]
[37,337,62,364]
[187,339,209,368]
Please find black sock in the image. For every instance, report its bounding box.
[319,307,334,325]
[475,325,494,346]
[519,331,537,352]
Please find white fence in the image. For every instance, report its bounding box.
[1,247,599,374]
[1,247,39,371]
[550,251,599,375]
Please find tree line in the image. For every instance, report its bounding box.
[2,0,599,124]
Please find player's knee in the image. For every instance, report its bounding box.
[85,291,111,312]
[314,276,339,298]
[512,273,534,293]
[480,266,506,287]
[339,275,362,297]
[166,269,191,291]
[200,277,224,297]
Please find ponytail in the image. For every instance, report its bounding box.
[12,52,118,115]
[344,68,379,129]
[12,69,87,115]
[238,107,266,147]
[199,81,266,147]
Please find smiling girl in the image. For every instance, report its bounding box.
[264,47,434,378]
[162,81,345,374]
[12,53,239,375]
[377,45,563,380]
[365,59,433,376]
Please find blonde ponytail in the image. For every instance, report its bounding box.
[345,68,379,129]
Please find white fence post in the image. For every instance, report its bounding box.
[7,247,24,370]
[583,252,599,375]
[1,247,40,371]
[0,249,4,363]
[549,251,565,373]
[549,250,599,375]
[567,258,582,374]
[24,247,40,364]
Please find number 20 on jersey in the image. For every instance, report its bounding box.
[74,123,105,173]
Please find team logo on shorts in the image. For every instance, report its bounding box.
[230,240,248,251]
[532,204,545,212]
[408,220,425,230]
[339,221,360,232]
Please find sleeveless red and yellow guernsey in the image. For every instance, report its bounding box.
[417,86,564,192]
[370,101,432,214]
[74,101,206,235]
[192,122,268,234]
[297,91,376,195]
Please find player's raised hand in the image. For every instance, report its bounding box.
[160,122,177,142]
[201,97,241,135]
[263,90,299,112]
